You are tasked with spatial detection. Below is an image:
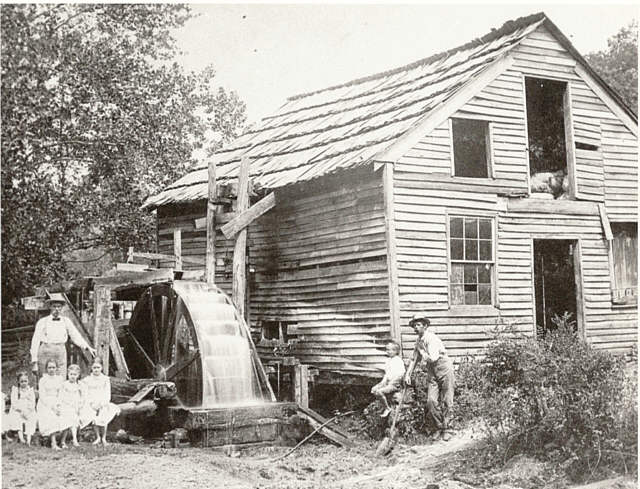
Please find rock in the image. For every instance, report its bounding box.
[115,429,131,444]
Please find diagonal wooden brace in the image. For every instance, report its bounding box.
[220,192,276,239]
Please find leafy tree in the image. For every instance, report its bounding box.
[1,5,246,308]
[586,20,638,114]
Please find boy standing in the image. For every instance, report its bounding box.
[371,341,405,417]
[405,314,455,441]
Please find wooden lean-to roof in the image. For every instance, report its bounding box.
[143,12,635,210]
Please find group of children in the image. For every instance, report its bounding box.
[4,358,120,449]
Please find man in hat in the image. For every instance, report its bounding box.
[30,295,96,376]
[404,314,455,442]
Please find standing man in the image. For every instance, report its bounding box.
[404,314,455,442]
[30,294,96,376]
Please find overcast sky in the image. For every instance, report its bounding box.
[173,3,638,124]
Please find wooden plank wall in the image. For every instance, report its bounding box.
[392,24,637,359]
[249,174,390,376]
[504,201,636,353]
[157,171,391,377]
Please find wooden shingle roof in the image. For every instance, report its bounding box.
[143,12,626,209]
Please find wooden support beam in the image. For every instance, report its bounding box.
[382,162,402,346]
[296,406,353,447]
[598,203,613,241]
[109,320,129,379]
[128,251,203,266]
[93,285,112,375]
[116,399,157,417]
[92,269,174,291]
[232,157,251,318]
[173,228,182,271]
[21,296,48,311]
[205,160,217,285]
[221,192,276,239]
[293,364,310,408]
[507,198,599,215]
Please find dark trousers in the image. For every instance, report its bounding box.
[426,356,455,432]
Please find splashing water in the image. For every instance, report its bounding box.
[172,281,271,407]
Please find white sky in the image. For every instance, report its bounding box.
[173,3,639,124]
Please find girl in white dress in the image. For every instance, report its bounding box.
[80,359,120,445]
[37,359,64,449]
[58,364,85,448]
[6,371,37,444]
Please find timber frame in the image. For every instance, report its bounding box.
[142,12,637,383]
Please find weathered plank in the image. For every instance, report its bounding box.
[205,159,216,285]
[93,285,112,374]
[221,192,276,239]
[232,157,251,318]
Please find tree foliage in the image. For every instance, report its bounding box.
[1,4,246,306]
[586,20,638,114]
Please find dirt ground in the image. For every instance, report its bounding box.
[3,426,636,489]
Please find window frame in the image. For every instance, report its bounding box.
[449,117,494,179]
[523,75,577,199]
[447,213,498,308]
[608,222,638,307]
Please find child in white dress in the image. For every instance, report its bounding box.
[58,364,85,448]
[6,371,37,444]
[80,359,120,445]
[37,358,64,449]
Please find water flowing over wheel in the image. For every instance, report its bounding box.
[124,281,274,407]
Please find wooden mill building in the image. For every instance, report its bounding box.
[144,13,638,382]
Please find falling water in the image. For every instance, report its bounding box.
[172,281,271,407]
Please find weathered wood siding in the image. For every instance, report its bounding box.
[157,170,391,377]
[250,172,390,376]
[393,24,637,359]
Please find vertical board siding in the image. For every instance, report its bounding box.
[157,173,391,377]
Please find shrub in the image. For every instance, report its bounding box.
[476,319,637,480]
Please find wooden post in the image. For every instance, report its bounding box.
[93,285,112,375]
[205,160,217,285]
[232,157,251,318]
[382,162,402,347]
[173,228,182,271]
[293,364,310,408]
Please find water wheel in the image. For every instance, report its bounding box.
[124,281,274,407]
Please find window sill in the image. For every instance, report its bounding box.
[448,305,500,317]
[611,299,637,309]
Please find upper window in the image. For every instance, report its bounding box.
[525,77,571,199]
[449,216,494,306]
[451,118,491,178]
[611,222,637,305]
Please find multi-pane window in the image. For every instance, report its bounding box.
[449,216,494,306]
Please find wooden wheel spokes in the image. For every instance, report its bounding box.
[173,307,202,406]
[126,284,179,379]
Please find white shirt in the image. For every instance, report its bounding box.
[417,329,446,363]
[383,356,406,384]
[30,314,91,363]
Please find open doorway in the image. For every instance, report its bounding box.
[533,239,579,337]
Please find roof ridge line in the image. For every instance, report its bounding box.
[286,12,546,102]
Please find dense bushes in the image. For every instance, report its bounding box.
[360,320,637,480]
[478,321,636,474]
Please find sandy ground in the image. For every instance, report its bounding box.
[2,427,636,489]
